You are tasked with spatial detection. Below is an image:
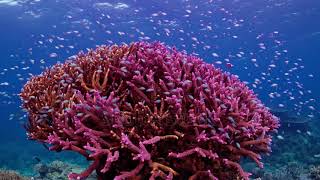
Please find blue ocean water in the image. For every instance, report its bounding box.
[0,0,319,179]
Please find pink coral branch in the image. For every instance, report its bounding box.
[223,159,251,180]
[68,159,99,180]
[169,147,218,160]
[114,162,144,180]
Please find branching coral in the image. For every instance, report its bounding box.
[20,41,279,180]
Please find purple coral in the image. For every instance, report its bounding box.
[20,41,279,180]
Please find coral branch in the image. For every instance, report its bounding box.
[68,159,99,180]
[114,162,144,180]
[151,162,179,176]
[169,147,218,160]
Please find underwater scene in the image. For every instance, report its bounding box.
[0,0,319,179]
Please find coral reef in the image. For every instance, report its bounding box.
[309,165,320,180]
[246,112,320,180]
[258,115,320,169]
[0,169,28,180]
[271,109,311,133]
[32,161,96,180]
[251,162,307,180]
[20,41,279,179]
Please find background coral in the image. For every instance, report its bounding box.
[20,41,279,179]
[309,165,320,180]
[32,161,96,180]
[250,162,307,180]
[0,169,27,180]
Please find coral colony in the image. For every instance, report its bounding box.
[20,42,279,180]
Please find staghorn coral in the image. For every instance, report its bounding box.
[20,41,279,180]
